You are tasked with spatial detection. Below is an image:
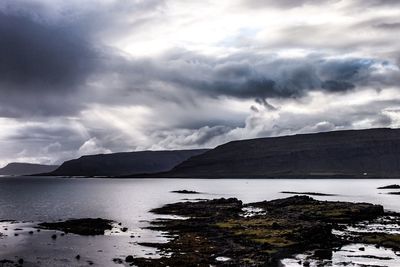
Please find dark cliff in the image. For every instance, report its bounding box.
[43,149,209,177]
[146,128,400,178]
[0,163,59,176]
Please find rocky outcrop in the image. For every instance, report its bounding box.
[133,196,386,266]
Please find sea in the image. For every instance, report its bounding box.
[1,176,400,266]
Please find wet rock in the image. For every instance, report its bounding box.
[171,190,201,194]
[51,234,57,239]
[313,249,332,259]
[281,191,337,196]
[113,258,123,264]
[150,197,243,218]
[348,255,393,260]
[134,196,387,266]
[377,184,400,189]
[38,218,114,235]
[0,259,14,265]
[125,255,134,262]
[358,233,400,251]
[121,227,128,232]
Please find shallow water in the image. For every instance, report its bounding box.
[1,177,400,266]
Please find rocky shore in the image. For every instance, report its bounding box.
[1,196,400,266]
[132,196,400,266]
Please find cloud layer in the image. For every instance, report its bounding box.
[0,0,400,166]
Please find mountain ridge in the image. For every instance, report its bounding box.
[0,163,59,176]
[130,128,400,178]
[41,149,209,177]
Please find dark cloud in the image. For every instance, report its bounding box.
[255,98,277,110]
[0,6,100,118]
[0,11,96,91]
[321,80,355,92]
[146,52,388,100]
[0,0,400,165]
[0,0,396,120]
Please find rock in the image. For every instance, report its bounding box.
[18,258,24,265]
[377,184,400,189]
[113,258,123,264]
[125,255,134,262]
[75,255,80,260]
[121,227,128,232]
[171,190,201,194]
[51,234,57,239]
[280,191,337,196]
[134,196,388,266]
[38,218,114,235]
[314,249,332,259]
[359,247,365,251]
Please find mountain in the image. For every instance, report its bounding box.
[0,163,59,176]
[140,128,400,178]
[43,149,209,177]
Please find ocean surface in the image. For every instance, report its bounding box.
[1,177,400,266]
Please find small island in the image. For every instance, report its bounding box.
[170,190,201,194]
[377,184,400,189]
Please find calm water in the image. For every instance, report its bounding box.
[0,177,400,266]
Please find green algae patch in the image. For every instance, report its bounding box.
[359,233,400,251]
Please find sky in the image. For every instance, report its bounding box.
[0,0,400,166]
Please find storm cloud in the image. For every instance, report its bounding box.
[0,0,400,166]
[0,12,95,91]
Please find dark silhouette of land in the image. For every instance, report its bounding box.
[135,128,400,178]
[0,163,58,176]
[41,149,208,177]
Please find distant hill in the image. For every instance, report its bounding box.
[42,149,209,177]
[138,128,400,178]
[0,163,59,176]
